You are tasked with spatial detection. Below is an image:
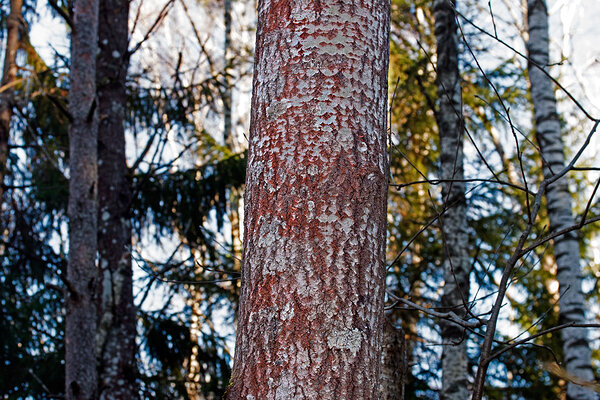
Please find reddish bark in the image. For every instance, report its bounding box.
[227,1,390,399]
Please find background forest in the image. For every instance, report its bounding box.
[1,0,599,398]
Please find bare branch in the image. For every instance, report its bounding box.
[128,0,176,56]
[489,322,600,362]
[386,291,487,329]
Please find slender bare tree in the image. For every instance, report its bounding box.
[65,0,100,397]
[226,0,390,398]
[96,0,137,397]
[526,1,596,399]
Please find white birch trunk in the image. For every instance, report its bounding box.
[526,1,596,399]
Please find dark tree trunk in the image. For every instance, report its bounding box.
[96,0,136,397]
[226,1,391,398]
[223,0,233,148]
[66,0,100,397]
[380,316,406,400]
[433,1,470,399]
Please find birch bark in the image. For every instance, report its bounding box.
[526,1,596,399]
[66,0,100,397]
[0,0,23,201]
[433,1,470,398]
[96,0,137,397]
[226,1,390,398]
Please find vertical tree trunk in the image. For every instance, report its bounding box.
[223,0,233,148]
[222,0,243,272]
[96,0,136,397]
[526,1,596,399]
[380,315,406,400]
[66,0,100,397]
[226,1,390,398]
[433,1,470,399]
[0,0,23,200]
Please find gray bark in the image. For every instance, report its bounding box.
[380,316,406,400]
[0,0,23,201]
[526,1,596,399]
[223,0,233,148]
[66,0,100,397]
[226,1,390,398]
[96,0,137,397]
[433,1,470,399]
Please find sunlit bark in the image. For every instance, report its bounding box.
[227,1,390,398]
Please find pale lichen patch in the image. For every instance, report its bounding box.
[256,218,282,249]
[327,328,364,356]
[266,101,288,119]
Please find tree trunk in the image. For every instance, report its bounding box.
[223,0,243,273]
[433,1,470,399]
[526,1,596,399]
[66,0,100,397]
[226,1,390,398]
[380,315,406,400]
[0,0,23,200]
[223,0,233,148]
[96,0,136,397]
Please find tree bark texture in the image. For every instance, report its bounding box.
[433,1,470,399]
[223,0,233,148]
[227,1,390,399]
[379,316,406,400]
[0,0,23,201]
[526,1,596,399]
[96,0,137,397]
[66,0,100,397]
